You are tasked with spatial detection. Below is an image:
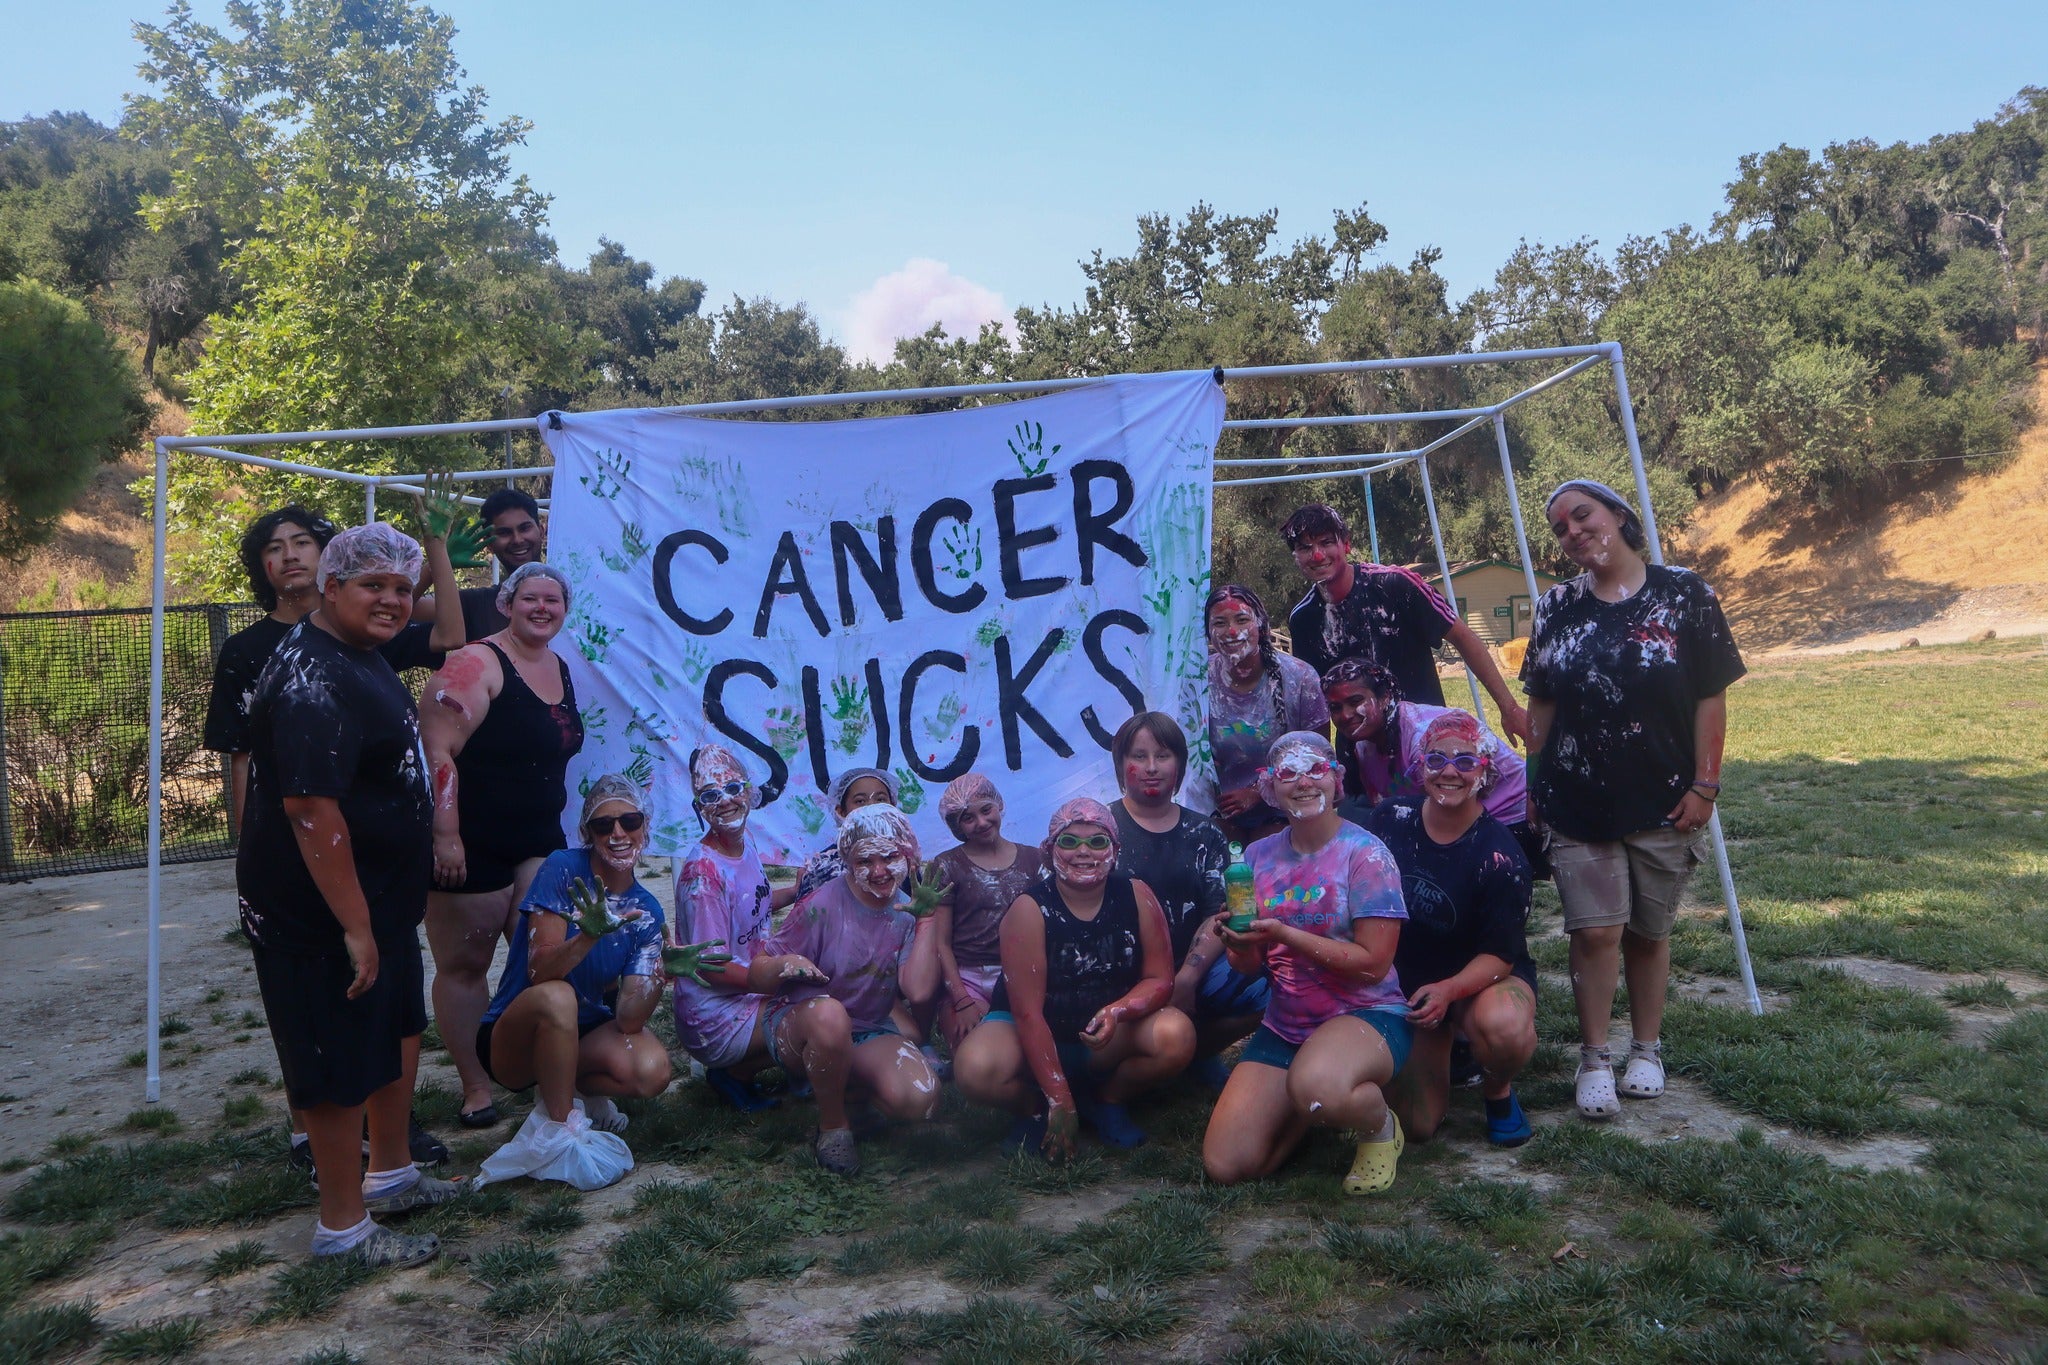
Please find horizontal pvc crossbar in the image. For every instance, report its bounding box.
[1224,405,1496,430]
[167,345,1622,451]
[1214,451,1416,471]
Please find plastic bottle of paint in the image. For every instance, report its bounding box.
[1224,844,1255,932]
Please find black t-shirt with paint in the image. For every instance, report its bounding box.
[203,615,293,754]
[379,585,507,673]
[236,621,433,954]
[1357,797,1533,993]
[1287,562,1458,705]
[206,613,444,758]
[1109,801,1228,967]
[1519,564,1746,842]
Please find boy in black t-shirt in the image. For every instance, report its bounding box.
[1279,503,1531,748]
[239,524,462,1268]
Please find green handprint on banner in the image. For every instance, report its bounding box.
[973,616,1005,647]
[576,619,615,663]
[830,676,870,755]
[625,707,668,742]
[579,705,608,737]
[674,640,713,685]
[894,769,927,814]
[792,795,826,835]
[942,523,982,581]
[623,748,655,788]
[764,705,806,760]
[1007,420,1059,477]
[580,448,633,501]
[600,521,652,574]
[923,692,967,743]
[1142,581,1174,618]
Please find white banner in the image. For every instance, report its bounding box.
[540,373,1222,863]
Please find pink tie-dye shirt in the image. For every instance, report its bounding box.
[1247,821,1408,1044]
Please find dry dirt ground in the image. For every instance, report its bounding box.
[0,854,2022,1363]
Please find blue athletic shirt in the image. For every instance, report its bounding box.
[481,846,667,1032]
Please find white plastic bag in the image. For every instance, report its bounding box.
[473,1100,633,1191]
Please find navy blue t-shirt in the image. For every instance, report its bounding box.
[481,847,667,1032]
[1357,798,1533,993]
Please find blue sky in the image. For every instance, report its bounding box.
[9,1,2045,360]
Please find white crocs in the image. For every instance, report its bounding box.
[1575,1046,1620,1120]
[1621,1040,1666,1098]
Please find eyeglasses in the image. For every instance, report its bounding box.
[1422,751,1485,774]
[1054,833,1114,851]
[587,812,647,835]
[695,780,748,805]
[1270,760,1334,782]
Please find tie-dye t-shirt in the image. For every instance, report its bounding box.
[1520,565,1745,842]
[670,836,774,1064]
[1352,701,1527,827]
[1247,821,1408,1043]
[760,876,918,1032]
[1207,651,1332,795]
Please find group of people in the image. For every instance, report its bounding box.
[207,474,1742,1270]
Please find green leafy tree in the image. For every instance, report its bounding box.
[125,0,554,594]
[0,280,151,557]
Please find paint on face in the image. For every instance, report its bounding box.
[508,579,566,643]
[587,800,645,872]
[1207,599,1260,667]
[1120,727,1182,803]
[1050,820,1115,888]
[1422,739,1485,809]
[846,841,911,901]
[1324,682,1384,742]
[1290,531,1350,585]
[262,522,322,597]
[1266,734,1340,822]
[1548,492,1628,573]
[691,746,752,832]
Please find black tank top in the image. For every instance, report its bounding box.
[456,641,584,847]
[993,873,1144,1041]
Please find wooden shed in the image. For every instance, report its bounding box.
[1407,560,1562,643]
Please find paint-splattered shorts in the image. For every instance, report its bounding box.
[763,998,900,1073]
[1549,826,1708,941]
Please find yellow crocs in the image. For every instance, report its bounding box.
[1342,1114,1404,1196]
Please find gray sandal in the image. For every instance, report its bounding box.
[365,1171,466,1217]
[326,1224,440,1269]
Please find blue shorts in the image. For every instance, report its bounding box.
[1239,1006,1413,1076]
[983,1011,1096,1085]
[763,1001,899,1071]
[1196,955,1270,1020]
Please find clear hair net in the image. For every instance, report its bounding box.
[496,562,573,616]
[316,523,423,591]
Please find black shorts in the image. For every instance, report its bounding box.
[251,933,427,1111]
[452,826,565,895]
[475,1006,604,1091]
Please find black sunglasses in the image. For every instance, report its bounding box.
[587,812,647,836]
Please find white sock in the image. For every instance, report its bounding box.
[361,1165,419,1199]
[290,1132,310,1149]
[311,1213,375,1255]
[1366,1112,1397,1143]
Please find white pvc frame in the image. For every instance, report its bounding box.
[141,341,1761,1100]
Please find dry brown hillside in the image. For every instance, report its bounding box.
[1672,361,2048,653]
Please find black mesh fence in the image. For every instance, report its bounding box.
[1,603,263,881]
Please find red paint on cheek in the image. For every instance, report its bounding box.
[1124,762,1144,785]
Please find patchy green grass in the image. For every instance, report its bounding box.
[98,1315,207,1359]
[6,641,2043,1359]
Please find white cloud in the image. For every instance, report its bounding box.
[842,258,1014,365]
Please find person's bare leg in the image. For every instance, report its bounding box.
[1098,1007,1196,1103]
[485,983,582,1122]
[850,1036,940,1122]
[1202,1062,1305,1184]
[575,1022,673,1101]
[304,1102,368,1230]
[954,1020,1038,1115]
[1194,1014,1261,1059]
[1568,925,1624,1049]
[782,998,855,1131]
[1287,1017,1394,1133]
[1465,979,1539,1101]
[425,886,516,1114]
[1390,1025,1452,1141]
[1621,930,1671,1046]
[363,1036,419,1175]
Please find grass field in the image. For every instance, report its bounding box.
[2,639,2045,1363]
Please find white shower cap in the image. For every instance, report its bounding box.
[316,523,424,590]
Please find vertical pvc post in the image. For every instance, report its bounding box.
[364,481,378,525]
[146,439,168,1102]
[1414,454,1485,716]
[1608,347,1760,1016]
[1362,472,1382,564]
[1492,415,1545,616]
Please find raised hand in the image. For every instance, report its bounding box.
[445,516,489,568]
[567,878,626,939]
[907,860,953,919]
[663,938,734,986]
[409,471,464,541]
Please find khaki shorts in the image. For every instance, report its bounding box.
[1549,826,1707,941]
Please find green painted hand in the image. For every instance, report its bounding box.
[445,517,489,568]
[410,471,464,541]
[663,938,733,985]
[907,860,953,919]
[567,879,624,939]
